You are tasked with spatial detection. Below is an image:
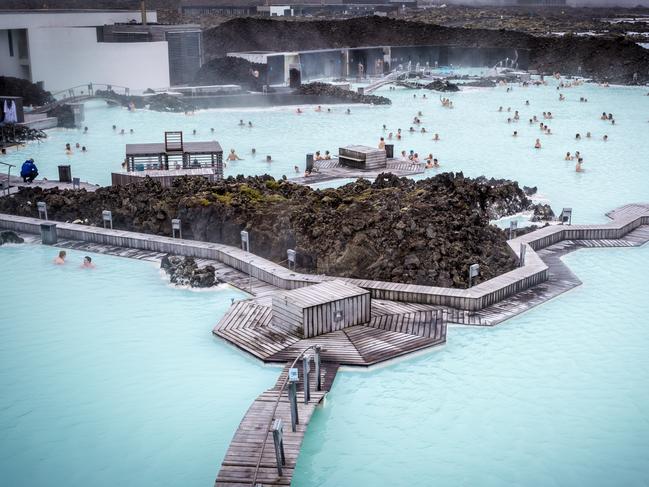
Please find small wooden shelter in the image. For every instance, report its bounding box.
[124,131,223,174]
[271,280,371,338]
[338,145,386,170]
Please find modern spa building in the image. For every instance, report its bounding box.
[0,9,203,91]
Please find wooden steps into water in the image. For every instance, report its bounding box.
[215,362,339,487]
[213,298,447,366]
[48,239,281,297]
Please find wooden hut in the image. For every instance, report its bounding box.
[271,280,371,338]
[338,145,386,170]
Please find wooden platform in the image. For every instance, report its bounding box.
[457,225,649,326]
[41,237,281,297]
[215,362,339,487]
[213,298,447,367]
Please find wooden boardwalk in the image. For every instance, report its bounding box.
[459,225,649,326]
[214,298,447,366]
[44,238,280,297]
[216,362,339,486]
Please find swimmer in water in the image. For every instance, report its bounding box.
[525,100,530,106]
[266,155,272,162]
[251,148,256,156]
[75,142,80,149]
[412,153,420,163]
[421,127,426,134]
[433,158,439,168]
[382,124,387,131]
[226,149,242,161]
[586,132,591,138]
[409,127,415,133]
[400,150,408,162]
[82,146,87,152]
[83,126,88,133]
[603,134,608,141]
[81,256,95,269]
[513,131,518,137]
[211,128,215,133]
[192,129,197,135]
[54,250,66,265]
[315,105,322,112]
[565,152,573,160]
[575,133,581,140]
[324,151,331,160]
[118,129,124,135]
[534,139,542,149]
[388,132,393,140]
[130,129,134,134]
[498,106,503,112]
[315,151,323,161]
[248,121,253,127]
[294,165,300,173]
[378,137,385,150]
[239,119,245,126]
[433,133,440,141]
[575,158,584,172]
[112,125,117,131]
[346,108,351,115]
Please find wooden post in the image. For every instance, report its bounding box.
[302,355,310,404]
[288,367,299,432]
[314,345,322,391]
[271,418,285,476]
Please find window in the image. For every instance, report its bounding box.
[8,30,14,57]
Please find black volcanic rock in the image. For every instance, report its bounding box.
[0,173,545,288]
[297,82,391,105]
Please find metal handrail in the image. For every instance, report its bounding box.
[249,344,320,486]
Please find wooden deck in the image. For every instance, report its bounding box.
[214,298,447,367]
[215,362,339,487]
[459,225,649,326]
[43,237,281,297]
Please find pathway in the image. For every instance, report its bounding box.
[216,362,339,486]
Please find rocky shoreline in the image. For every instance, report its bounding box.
[0,173,554,288]
[297,82,391,104]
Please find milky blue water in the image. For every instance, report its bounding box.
[5,77,649,222]
[0,245,278,487]
[2,75,649,487]
[294,244,649,487]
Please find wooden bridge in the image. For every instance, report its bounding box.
[31,83,133,114]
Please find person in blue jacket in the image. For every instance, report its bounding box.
[20,158,38,183]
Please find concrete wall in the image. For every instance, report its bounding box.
[27,27,170,91]
[0,29,26,79]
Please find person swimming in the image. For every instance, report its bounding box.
[226,149,242,161]
[433,133,439,141]
[239,119,245,126]
[251,148,256,156]
[82,146,87,152]
[575,133,581,140]
[575,158,584,172]
[382,124,387,130]
[513,131,518,137]
[192,129,197,135]
[565,152,573,160]
[534,139,542,149]
[81,256,95,269]
[129,129,134,134]
[346,108,351,115]
[120,129,125,135]
[378,137,385,149]
[112,125,117,131]
[83,126,88,133]
[388,132,393,140]
[315,106,322,112]
[421,127,426,133]
[603,134,608,141]
[266,155,272,162]
[248,121,253,127]
[294,165,300,173]
[586,132,591,138]
[54,250,66,265]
